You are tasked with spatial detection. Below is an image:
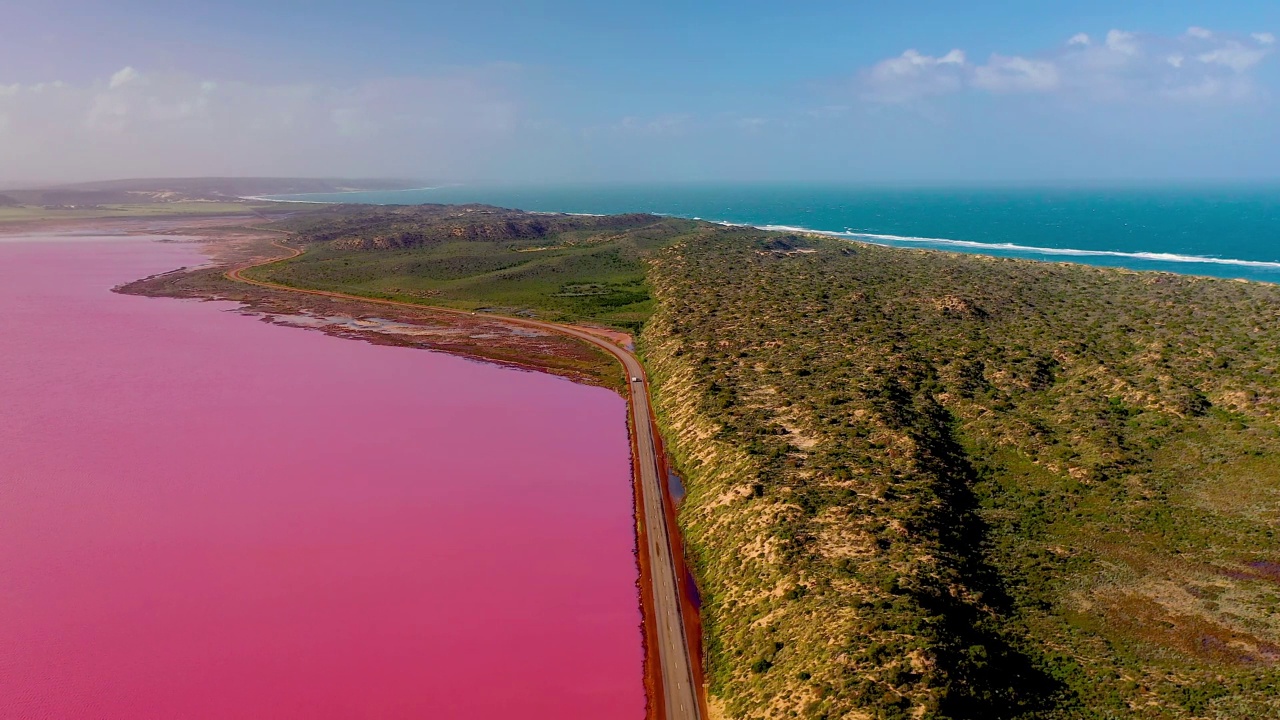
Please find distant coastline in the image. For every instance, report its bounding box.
[248,184,1280,283]
[755,226,1280,271]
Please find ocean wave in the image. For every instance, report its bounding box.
[753,224,1280,270]
[227,196,1280,272]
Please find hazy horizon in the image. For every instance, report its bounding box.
[3,1,1278,186]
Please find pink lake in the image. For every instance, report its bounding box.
[0,238,643,718]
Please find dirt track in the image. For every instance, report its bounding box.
[227,241,705,720]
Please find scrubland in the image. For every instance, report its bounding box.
[643,229,1280,719]
[250,206,1280,718]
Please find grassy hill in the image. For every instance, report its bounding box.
[250,204,704,331]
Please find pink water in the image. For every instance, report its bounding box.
[0,238,643,718]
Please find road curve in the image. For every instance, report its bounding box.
[226,241,703,720]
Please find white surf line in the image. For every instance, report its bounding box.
[231,199,1280,272]
[748,224,1280,271]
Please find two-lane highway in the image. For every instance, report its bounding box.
[226,240,703,720]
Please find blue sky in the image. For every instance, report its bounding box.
[1,1,1277,184]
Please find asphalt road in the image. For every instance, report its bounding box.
[227,241,703,720]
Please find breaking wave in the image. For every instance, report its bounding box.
[754,225,1280,270]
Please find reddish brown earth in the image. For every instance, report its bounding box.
[117,232,623,390]
[221,237,708,720]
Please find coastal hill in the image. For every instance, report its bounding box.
[287,202,659,249]
[244,205,1280,718]
[644,229,1280,719]
[256,204,702,331]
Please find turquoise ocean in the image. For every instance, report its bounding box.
[256,184,1280,283]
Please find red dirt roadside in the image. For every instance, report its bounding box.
[228,240,707,720]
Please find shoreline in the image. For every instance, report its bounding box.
[40,214,706,719]
[0,232,647,718]
[239,191,1280,282]
[225,236,708,720]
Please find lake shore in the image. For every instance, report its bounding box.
[3,213,711,719]
[0,225,646,718]
[244,184,1280,283]
[0,215,627,389]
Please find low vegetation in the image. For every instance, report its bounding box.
[229,205,1280,718]
[250,204,703,331]
[643,229,1280,719]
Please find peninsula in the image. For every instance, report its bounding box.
[114,201,1280,719]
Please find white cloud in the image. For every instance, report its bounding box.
[108,66,139,89]
[972,55,1059,92]
[1198,42,1270,72]
[862,49,967,102]
[1105,29,1139,56]
[0,65,522,183]
[1252,32,1275,45]
[860,26,1274,105]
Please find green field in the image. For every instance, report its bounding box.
[248,206,704,330]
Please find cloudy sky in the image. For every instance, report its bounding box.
[1,0,1277,184]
